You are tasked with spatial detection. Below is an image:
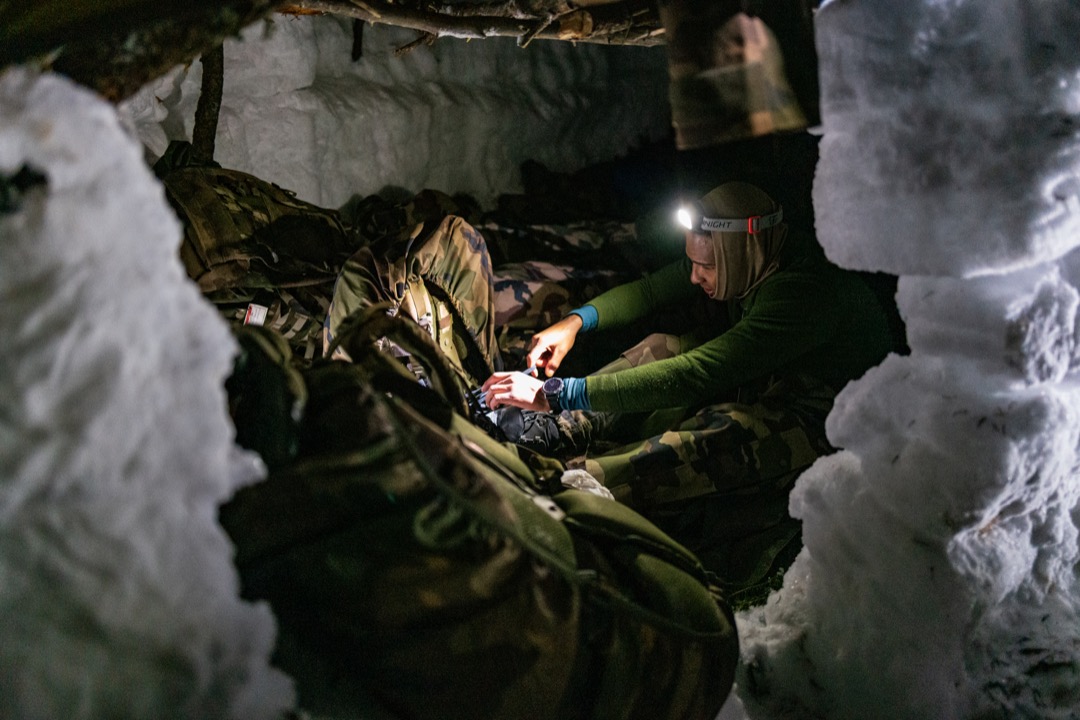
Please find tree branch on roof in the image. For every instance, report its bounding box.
[424,1,573,20]
[281,0,664,47]
[394,31,438,56]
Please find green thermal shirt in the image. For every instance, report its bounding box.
[580,251,896,413]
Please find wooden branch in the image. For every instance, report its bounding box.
[192,44,225,164]
[283,0,664,47]
[0,0,660,103]
[425,1,573,20]
[394,32,437,56]
[518,16,556,48]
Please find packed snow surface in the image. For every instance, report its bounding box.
[0,69,292,719]
[123,15,672,210]
[812,0,1080,277]
[737,1,1080,718]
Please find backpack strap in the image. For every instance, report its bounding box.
[327,302,472,418]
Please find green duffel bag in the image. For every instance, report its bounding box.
[220,318,738,720]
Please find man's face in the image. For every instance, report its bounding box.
[685,231,717,297]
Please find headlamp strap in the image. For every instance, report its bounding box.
[699,208,783,234]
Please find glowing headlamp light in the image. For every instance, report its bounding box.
[676,201,783,235]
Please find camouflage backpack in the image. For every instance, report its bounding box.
[160,168,355,293]
[221,314,739,720]
[325,212,500,388]
[156,143,360,358]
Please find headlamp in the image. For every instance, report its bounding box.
[676,201,783,235]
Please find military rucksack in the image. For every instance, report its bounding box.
[325,213,501,389]
[220,312,739,720]
[155,142,360,359]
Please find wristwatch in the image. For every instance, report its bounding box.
[542,377,564,413]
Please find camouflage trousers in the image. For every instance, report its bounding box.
[556,332,830,496]
[568,332,838,594]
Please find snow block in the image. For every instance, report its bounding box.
[813,0,1080,276]
[0,69,293,720]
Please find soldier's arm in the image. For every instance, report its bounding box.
[576,258,699,331]
[578,270,842,412]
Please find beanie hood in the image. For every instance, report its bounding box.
[696,182,787,300]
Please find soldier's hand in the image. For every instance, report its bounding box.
[482,371,548,412]
[527,314,583,377]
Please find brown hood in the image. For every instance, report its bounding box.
[699,182,787,300]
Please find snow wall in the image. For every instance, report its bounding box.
[737,2,1080,719]
[0,70,293,719]
[123,15,672,209]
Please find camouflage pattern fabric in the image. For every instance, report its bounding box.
[480,219,638,265]
[325,214,498,386]
[225,326,307,471]
[343,188,480,248]
[212,284,333,361]
[161,164,357,293]
[659,3,809,149]
[326,215,639,379]
[157,157,361,361]
[551,331,834,596]
[596,331,683,373]
[483,219,642,368]
[550,332,692,454]
[579,379,833,506]
[220,331,740,720]
[492,259,630,368]
[574,374,836,597]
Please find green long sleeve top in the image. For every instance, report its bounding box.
[576,249,897,413]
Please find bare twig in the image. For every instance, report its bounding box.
[517,15,554,48]
[282,0,664,47]
[426,0,572,21]
[394,31,436,56]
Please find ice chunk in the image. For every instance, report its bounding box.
[739,3,1080,718]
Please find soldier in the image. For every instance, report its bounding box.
[323,181,899,591]
[482,181,900,587]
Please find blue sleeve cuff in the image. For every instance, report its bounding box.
[567,305,598,332]
[560,377,591,411]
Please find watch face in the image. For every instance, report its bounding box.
[543,377,564,394]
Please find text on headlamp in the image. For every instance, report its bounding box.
[677,206,784,235]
